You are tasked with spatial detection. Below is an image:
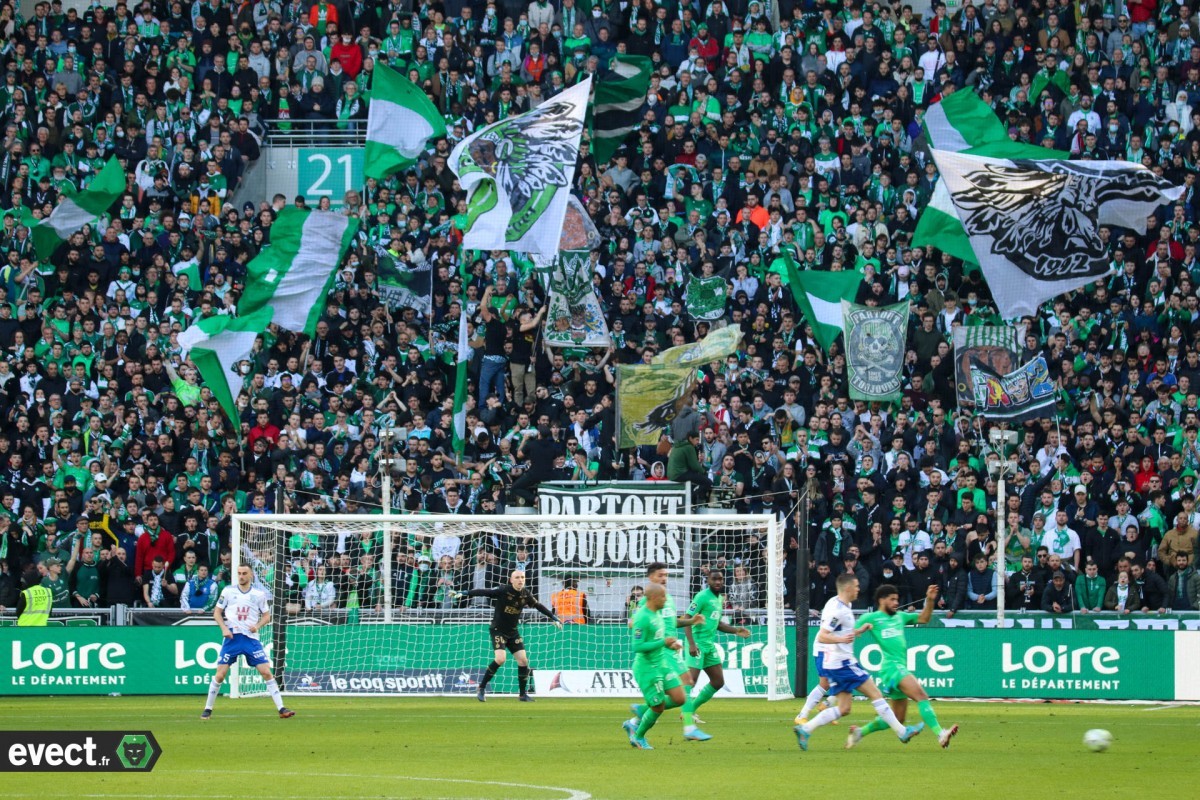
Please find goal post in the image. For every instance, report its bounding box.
[230,513,791,700]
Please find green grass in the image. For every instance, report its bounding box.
[3,697,1195,799]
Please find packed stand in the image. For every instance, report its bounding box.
[1,0,1199,618]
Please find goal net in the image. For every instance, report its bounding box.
[230,513,790,700]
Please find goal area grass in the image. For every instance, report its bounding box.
[5,696,1193,799]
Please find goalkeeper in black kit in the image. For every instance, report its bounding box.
[465,569,562,702]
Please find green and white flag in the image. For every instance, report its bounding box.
[843,300,910,403]
[172,256,202,288]
[685,275,727,321]
[913,89,1070,270]
[931,148,1183,319]
[592,55,653,164]
[178,306,274,423]
[22,156,125,261]
[238,208,359,336]
[544,249,610,348]
[452,298,471,457]
[450,78,591,255]
[783,250,863,354]
[364,64,446,181]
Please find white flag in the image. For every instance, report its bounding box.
[930,149,1184,319]
[449,79,591,255]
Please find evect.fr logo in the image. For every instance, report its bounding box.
[0,732,160,772]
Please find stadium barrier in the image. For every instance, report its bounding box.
[4,622,1198,701]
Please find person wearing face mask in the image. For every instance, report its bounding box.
[331,31,363,78]
[1166,91,1194,135]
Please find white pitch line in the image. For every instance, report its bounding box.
[199,769,592,800]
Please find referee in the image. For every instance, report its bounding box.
[466,569,562,702]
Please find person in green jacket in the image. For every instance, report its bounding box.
[1075,560,1107,612]
[667,431,711,501]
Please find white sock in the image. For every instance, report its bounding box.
[872,698,907,736]
[266,678,284,711]
[799,685,828,718]
[205,679,221,711]
[801,706,842,733]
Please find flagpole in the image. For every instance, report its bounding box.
[381,427,396,623]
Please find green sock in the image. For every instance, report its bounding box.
[692,684,718,710]
[681,704,694,727]
[632,703,646,718]
[917,700,944,736]
[635,707,661,739]
[860,717,891,737]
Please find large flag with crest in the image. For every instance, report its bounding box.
[543,249,610,348]
[843,301,909,403]
[449,78,591,254]
[930,149,1183,320]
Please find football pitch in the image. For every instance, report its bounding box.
[3,697,1194,799]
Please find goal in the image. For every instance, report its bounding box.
[230,513,790,700]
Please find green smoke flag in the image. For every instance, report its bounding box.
[616,363,697,448]
[22,156,125,261]
[238,208,359,336]
[843,301,910,403]
[365,64,446,181]
[452,299,471,457]
[783,250,863,354]
[178,307,274,423]
[592,55,653,163]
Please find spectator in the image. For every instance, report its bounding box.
[1104,571,1141,614]
[1041,570,1076,614]
[181,564,218,612]
[1132,561,1168,613]
[1075,561,1108,614]
[1165,553,1200,611]
[966,555,998,611]
[141,555,178,609]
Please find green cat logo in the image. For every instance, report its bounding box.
[116,734,155,770]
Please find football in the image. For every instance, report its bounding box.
[1084,729,1113,752]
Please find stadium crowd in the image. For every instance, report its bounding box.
[2,0,1200,619]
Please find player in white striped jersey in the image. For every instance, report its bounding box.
[794,573,921,750]
[201,565,295,720]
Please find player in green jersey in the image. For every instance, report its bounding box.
[627,561,706,736]
[676,568,751,740]
[847,583,959,749]
[623,583,686,750]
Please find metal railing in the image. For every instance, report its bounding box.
[262,119,367,147]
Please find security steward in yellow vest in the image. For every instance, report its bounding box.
[16,583,52,626]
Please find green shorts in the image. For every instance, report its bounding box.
[633,663,681,707]
[686,647,721,671]
[877,666,912,701]
[668,650,688,676]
